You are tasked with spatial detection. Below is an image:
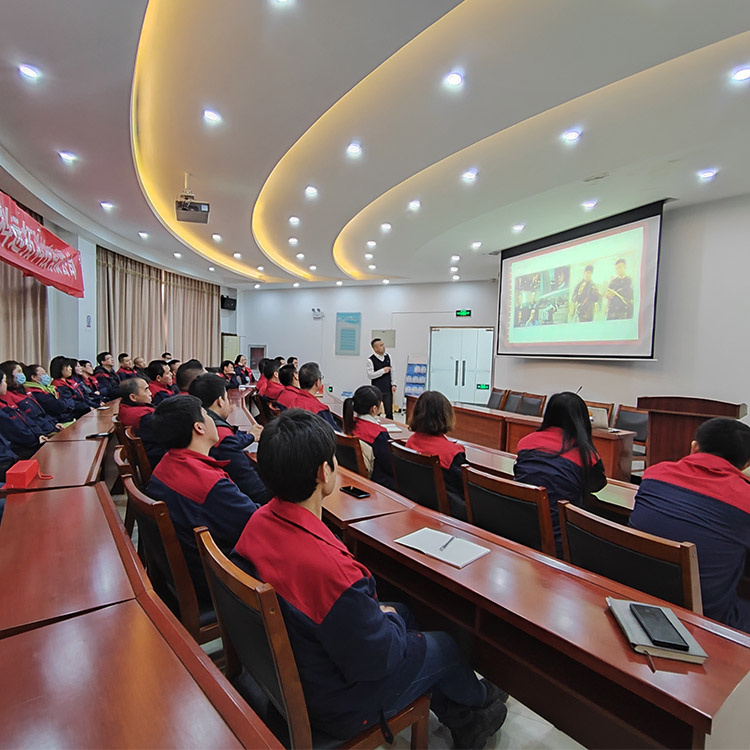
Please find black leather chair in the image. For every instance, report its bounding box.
[462,466,556,556]
[503,391,524,413]
[518,392,546,417]
[389,442,451,516]
[487,389,508,410]
[612,405,649,466]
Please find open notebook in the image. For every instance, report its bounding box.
[395,528,490,569]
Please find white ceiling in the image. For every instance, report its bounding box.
[1,0,749,292]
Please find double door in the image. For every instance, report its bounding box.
[428,327,494,404]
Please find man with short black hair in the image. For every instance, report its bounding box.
[367,338,397,419]
[232,410,507,747]
[175,360,206,394]
[147,395,260,605]
[146,359,175,405]
[277,364,300,410]
[287,356,298,369]
[630,417,750,633]
[189,374,270,504]
[288,362,337,428]
[117,353,137,381]
[162,351,172,360]
[262,359,284,402]
[93,351,120,400]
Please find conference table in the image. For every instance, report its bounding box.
[346,506,750,749]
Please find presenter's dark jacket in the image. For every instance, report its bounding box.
[147,380,174,406]
[629,453,750,633]
[0,430,18,480]
[514,426,606,554]
[207,410,272,505]
[3,389,59,435]
[26,381,75,422]
[220,372,241,390]
[117,367,138,381]
[93,366,121,400]
[118,402,165,468]
[232,499,426,741]
[406,432,468,520]
[287,390,338,430]
[147,448,259,606]
[0,396,46,458]
[52,378,91,419]
[352,417,394,489]
[369,353,392,394]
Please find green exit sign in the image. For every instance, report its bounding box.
[455,309,472,317]
[477,383,490,390]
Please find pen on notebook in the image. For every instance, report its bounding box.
[439,536,455,551]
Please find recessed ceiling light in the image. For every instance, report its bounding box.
[296,252,305,259]
[408,200,421,212]
[512,223,526,233]
[582,199,598,210]
[730,66,750,82]
[289,216,300,225]
[257,265,264,271]
[471,241,482,250]
[364,253,373,260]
[382,279,390,285]
[368,264,376,270]
[367,241,376,249]
[450,267,459,274]
[212,233,222,242]
[58,151,77,163]
[461,168,478,183]
[305,185,318,198]
[562,129,582,143]
[697,168,718,182]
[233,252,242,259]
[288,237,298,246]
[336,281,343,286]
[100,201,114,210]
[293,282,300,288]
[346,141,362,158]
[444,70,464,88]
[173,252,182,259]
[203,109,222,123]
[309,265,317,271]
[254,283,261,289]
[380,223,392,233]
[451,255,460,262]
[18,64,40,80]
[208,266,215,272]
[452,275,460,281]
[138,231,149,239]
[273,0,290,4]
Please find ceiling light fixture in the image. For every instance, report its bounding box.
[293,282,300,288]
[451,255,460,261]
[443,70,464,88]
[452,275,460,281]
[697,168,718,182]
[346,141,362,158]
[582,199,598,210]
[309,265,317,271]
[138,231,149,240]
[58,151,77,163]
[257,265,264,271]
[173,252,182,259]
[461,168,478,183]
[562,128,582,143]
[382,279,390,285]
[364,253,373,260]
[368,264,376,270]
[336,281,343,286]
[730,66,750,82]
[471,241,482,250]
[380,223,392,233]
[288,237,298,246]
[296,252,305,259]
[254,284,261,289]
[233,253,242,259]
[450,266,458,273]
[512,223,526,233]
[203,109,222,123]
[305,185,318,198]
[19,64,41,79]
[212,233,222,242]
[367,241,376,249]
[208,266,215,272]
[100,201,114,210]
[408,200,421,212]
[289,216,300,225]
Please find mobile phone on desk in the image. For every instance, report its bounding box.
[629,603,689,651]
[340,485,370,499]
[85,432,110,439]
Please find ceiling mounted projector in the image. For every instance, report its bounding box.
[175,172,210,223]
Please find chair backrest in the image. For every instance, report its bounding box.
[503,390,524,413]
[559,501,702,613]
[487,388,508,411]
[335,432,368,477]
[113,414,141,480]
[518,392,547,417]
[462,466,556,556]
[123,426,152,483]
[122,476,203,636]
[114,445,136,536]
[389,442,451,516]
[584,400,615,424]
[195,527,312,749]
[612,405,649,444]
[253,393,280,426]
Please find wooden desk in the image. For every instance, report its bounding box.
[0,597,282,749]
[346,509,750,749]
[47,419,112,442]
[0,483,145,638]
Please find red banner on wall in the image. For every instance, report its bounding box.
[0,191,84,298]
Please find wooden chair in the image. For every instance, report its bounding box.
[559,501,702,613]
[585,400,615,424]
[123,426,153,484]
[462,466,556,556]
[253,393,280,426]
[487,388,508,411]
[114,445,136,535]
[122,476,220,643]
[195,526,430,749]
[502,390,524,413]
[113,415,143,486]
[518,392,547,417]
[335,433,368,477]
[612,404,649,466]
[389,442,451,516]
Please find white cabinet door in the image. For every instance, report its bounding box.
[457,328,478,402]
[429,327,494,404]
[428,328,464,401]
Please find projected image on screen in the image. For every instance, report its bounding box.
[498,205,662,358]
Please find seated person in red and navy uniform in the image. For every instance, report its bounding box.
[117,377,165,468]
[261,358,285,403]
[233,354,254,385]
[513,391,606,555]
[0,429,18,484]
[77,360,104,403]
[0,370,49,459]
[146,359,175,405]
[175,359,206,395]
[343,385,394,489]
[276,363,301,410]
[189,373,271,504]
[93,351,121,400]
[0,361,62,434]
[629,418,750,634]
[231,409,508,748]
[22,363,73,424]
[147,395,260,606]
[116,353,138,381]
[167,360,181,393]
[49,355,93,418]
[406,390,468,520]
[219,360,241,390]
[286,362,337,429]
[255,357,270,397]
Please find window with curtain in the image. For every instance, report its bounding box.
[0,261,50,364]
[97,246,220,364]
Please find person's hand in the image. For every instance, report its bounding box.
[55,423,64,431]
[392,385,397,393]
[382,366,391,374]
[380,605,397,615]
[39,435,48,444]
[250,423,263,441]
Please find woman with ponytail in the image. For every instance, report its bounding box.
[343,385,394,489]
[513,391,606,555]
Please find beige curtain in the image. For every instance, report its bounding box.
[97,246,166,360]
[163,271,220,365]
[0,261,50,364]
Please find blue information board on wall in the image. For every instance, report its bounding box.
[335,312,361,356]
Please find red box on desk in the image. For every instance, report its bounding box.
[4,460,38,489]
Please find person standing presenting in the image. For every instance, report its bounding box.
[366,338,397,419]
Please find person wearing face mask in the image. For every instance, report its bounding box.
[24,364,76,423]
[0,370,49,459]
[0,361,62,434]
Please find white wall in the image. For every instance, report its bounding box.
[238,193,750,412]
